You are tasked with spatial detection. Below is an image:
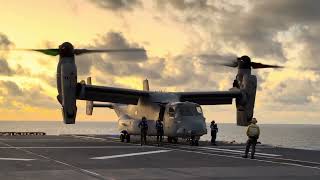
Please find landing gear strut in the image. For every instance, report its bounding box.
[120,130,130,143]
[168,137,178,143]
[190,135,199,146]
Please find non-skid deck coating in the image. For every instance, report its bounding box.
[0,135,319,180]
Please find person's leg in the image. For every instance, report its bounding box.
[140,131,143,146]
[160,131,163,142]
[157,131,160,143]
[212,133,217,145]
[211,131,214,143]
[251,138,257,159]
[144,131,147,144]
[243,139,251,158]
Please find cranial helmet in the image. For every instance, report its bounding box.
[251,118,257,124]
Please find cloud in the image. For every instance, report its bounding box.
[0,33,15,76]
[0,81,23,96]
[93,32,147,61]
[0,80,57,109]
[76,31,147,76]
[0,33,13,50]
[89,0,142,11]
[156,0,215,11]
[0,59,13,75]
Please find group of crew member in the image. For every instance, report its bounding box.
[138,117,164,146]
[138,116,260,159]
[210,118,260,158]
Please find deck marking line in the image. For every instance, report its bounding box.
[197,148,279,158]
[0,146,155,149]
[71,135,142,146]
[91,150,172,160]
[200,147,281,157]
[0,157,35,161]
[164,146,320,170]
[0,141,107,180]
[71,135,111,141]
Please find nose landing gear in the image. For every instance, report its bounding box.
[190,138,199,146]
[190,133,199,146]
[167,136,178,143]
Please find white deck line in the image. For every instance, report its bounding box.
[0,158,35,161]
[91,150,172,160]
[0,146,155,149]
[200,147,281,157]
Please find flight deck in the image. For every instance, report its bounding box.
[0,135,319,180]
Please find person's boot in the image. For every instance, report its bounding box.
[242,154,248,158]
[251,154,255,159]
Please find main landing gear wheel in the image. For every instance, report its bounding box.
[190,137,199,146]
[173,137,178,143]
[120,134,125,142]
[120,131,130,143]
[168,137,178,143]
[126,134,130,143]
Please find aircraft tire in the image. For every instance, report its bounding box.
[126,134,130,143]
[173,137,178,143]
[195,140,199,146]
[120,134,125,142]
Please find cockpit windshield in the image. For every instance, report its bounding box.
[176,105,203,116]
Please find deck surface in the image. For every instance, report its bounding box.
[0,135,319,180]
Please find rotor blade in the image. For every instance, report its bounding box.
[251,62,284,69]
[219,60,238,68]
[197,54,239,68]
[19,49,59,56]
[74,48,146,55]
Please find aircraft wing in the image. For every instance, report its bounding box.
[76,83,149,105]
[176,90,242,105]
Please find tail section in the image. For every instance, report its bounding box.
[143,79,149,91]
[85,77,113,116]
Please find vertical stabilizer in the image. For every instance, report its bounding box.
[86,77,93,115]
[143,79,149,91]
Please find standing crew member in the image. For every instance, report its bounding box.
[138,117,148,145]
[155,119,164,146]
[210,120,218,145]
[243,118,260,159]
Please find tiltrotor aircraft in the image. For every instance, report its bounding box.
[19,42,283,145]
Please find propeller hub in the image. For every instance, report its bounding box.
[238,55,251,69]
[59,42,74,57]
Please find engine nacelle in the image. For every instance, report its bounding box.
[236,69,257,126]
[60,58,77,124]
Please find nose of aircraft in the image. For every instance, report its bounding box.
[176,118,207,136]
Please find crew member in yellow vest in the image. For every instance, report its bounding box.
[242,118,260,159]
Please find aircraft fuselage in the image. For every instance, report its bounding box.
[115,93,207,140]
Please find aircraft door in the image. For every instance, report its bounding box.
[158,105,165,121]
[163,105,176,136]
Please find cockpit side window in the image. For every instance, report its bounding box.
[196,106,203,114]
[168,107,175,117]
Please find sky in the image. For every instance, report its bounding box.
[0,0,319,124]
